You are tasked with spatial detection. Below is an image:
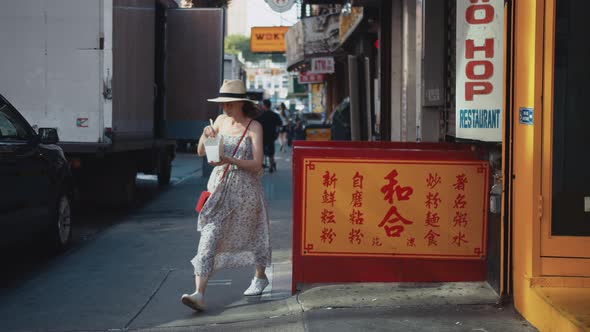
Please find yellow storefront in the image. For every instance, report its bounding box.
[509,0,590,330]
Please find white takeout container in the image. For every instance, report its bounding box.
[204,135,223,162]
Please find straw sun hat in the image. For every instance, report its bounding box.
[207,79,256,103]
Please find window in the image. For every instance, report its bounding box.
[0,104,31,141]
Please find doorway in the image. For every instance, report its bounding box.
[540,0,590,273]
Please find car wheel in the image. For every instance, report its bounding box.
[52,193,72,250]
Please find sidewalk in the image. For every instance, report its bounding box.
[135,149,538,331]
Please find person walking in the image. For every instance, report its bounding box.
[255,99,281,172]
[181,80,271,311]
[277,103,290,152]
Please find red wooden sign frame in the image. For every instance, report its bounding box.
[291,141,489,294]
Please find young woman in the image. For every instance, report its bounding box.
[181,80,271,311]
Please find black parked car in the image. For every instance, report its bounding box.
[0,93,73,250]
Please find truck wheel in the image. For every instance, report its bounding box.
[158,153,172,186]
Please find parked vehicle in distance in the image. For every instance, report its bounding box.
[0,93,74,250]
[295,111,325,128]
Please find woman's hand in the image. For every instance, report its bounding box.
[208,156,234,167]
[203,125,217,139]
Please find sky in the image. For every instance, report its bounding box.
[244,0,299,33]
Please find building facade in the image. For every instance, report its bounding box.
[286,1,589,330]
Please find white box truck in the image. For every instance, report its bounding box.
[0,0,186,205]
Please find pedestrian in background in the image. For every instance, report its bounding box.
[181,80,271,311]
[277,103,290,152]
[256,99,282,172]
[293,117,306,141]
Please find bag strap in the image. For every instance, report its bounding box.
[220,120,252,181]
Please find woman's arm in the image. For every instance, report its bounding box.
[223,120,263,173]
[197,114,226,156]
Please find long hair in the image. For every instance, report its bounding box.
[279,102,288,117]
[242,101,259,119]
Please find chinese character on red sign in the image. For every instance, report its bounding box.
[378,205,413,237]
[349,209,364,225]
[299,72,325,84]
[323,171,337,188]
[322,190,336,207]
[424,229,440,247]
[426,172,442,189]
[372,237,383,247]
[321,209,336,224]
[381,170,414,204]
[425,211,441,227]
[453,193,467,209]
[348,228,364,244]
[379,169,414,238]
[453,173,468,191]
[453,211,469,227]
[351,191,363,208]
[320,227,336,244]
[452,231,469,247]
[407,237,416,247]
[425,192,442,209]
[353,171,364,189]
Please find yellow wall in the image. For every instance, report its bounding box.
[511,0,546,327]
[511,1,590,330]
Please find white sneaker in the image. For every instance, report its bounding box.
[181,292,206,311]
[243,276,269,296]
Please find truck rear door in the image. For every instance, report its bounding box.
[165,8,224,142]
[0,0,108,143]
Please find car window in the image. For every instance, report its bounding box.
[0,104,31,141]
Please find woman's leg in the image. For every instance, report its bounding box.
[255,265,267,279]
[280,132,287,151]
[195,275,209,294]
[189,223,219,293]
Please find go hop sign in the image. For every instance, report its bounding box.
[455,0,503,142]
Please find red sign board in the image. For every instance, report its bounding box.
[299,72,325,84]
[291,141,489,294]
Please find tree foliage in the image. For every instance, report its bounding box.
[224,34,286,63]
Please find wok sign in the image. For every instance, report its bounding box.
[456,0,504,142]
[251,26,289,53]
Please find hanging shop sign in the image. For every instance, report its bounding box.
[310,57,335,74]
[299,72,325,84]
[300,158,489,259]
[285,21,304,68]
[311,83,325,114]
[250,26,290,53]
[455,0,504,142]
[339,7,364,45]
[303,13,340,55]
[264,0,296,13]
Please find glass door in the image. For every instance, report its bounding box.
[541,0,590,261]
